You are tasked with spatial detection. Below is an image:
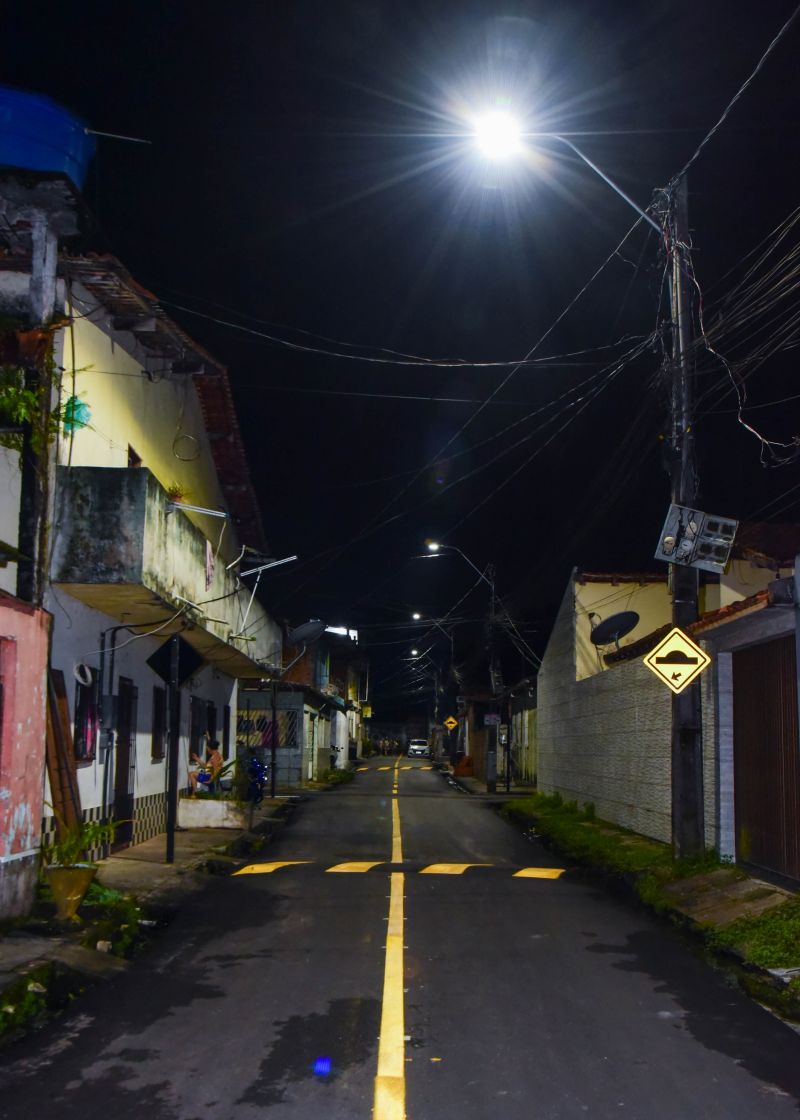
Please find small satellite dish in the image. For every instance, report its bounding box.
[287,619,326,647]
[590,611,640,649]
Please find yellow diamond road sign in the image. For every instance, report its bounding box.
[643,627,711,694]
[444,716,458,731]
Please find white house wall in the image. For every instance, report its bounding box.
[45,592,238,842]
[0,447,21,595]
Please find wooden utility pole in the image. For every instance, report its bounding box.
[668,176,705,858]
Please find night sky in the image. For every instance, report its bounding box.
[7,1,800,712]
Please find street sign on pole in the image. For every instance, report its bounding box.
[484,713,501,726]
[643,628,711,694]
[443,716,458,731]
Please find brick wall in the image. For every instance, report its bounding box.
[538,577,718,847]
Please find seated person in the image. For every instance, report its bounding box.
[189,737,224,794]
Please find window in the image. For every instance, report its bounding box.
[151,686,166,761]
[189,695,207,763]
[74,667,99,762]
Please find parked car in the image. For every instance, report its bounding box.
[407,739,430,758]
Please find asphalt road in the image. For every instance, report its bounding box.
[2,758,800,1119]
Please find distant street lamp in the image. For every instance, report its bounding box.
[421,540,499,790]
[411,609,456,659]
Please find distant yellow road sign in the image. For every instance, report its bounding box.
[643,627,711,694]
[443,716,458,731]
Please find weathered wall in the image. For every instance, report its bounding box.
[538,576,718,847]
[0,594,51,918]
[62,307,229,555]
[50,466,280,663]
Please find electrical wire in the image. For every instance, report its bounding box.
[672,3,800,183]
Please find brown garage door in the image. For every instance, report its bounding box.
[732,635,800,882]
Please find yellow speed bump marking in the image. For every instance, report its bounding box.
[233,861,312,876]
[419,863,491,875]
[373,871,406,1120]
[513,867,565,879]
[378,766,392,771]
[326,861,385,873]
[421,765,433,770]
[357,766,369,771]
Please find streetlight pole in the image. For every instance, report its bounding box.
[471,116,704,846]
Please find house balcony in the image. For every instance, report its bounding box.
[50,466,279,677]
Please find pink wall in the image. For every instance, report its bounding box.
[0,591,51,918]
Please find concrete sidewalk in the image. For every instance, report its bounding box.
[0,797,296,1025]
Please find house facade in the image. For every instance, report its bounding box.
[536,549,800,881]
[0,239,280,912]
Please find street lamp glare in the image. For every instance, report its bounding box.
[412,612,421,620]
[473,111,523,160]
[411,648,419,657]
[426,541,441,552]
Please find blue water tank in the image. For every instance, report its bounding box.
[0,86,95,190]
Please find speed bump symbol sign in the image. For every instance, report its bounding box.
[643,627,711,694]
[443,716,458,731]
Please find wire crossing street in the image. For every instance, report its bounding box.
[2,758,800,1119]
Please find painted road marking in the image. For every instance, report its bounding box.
[374,869,406,1119]
[421,765,433,770]
[513,867,565,879]
[233,861,312,876]
[233,861,568,878]
[391,798,403,864]
[357,766,369,772]
[378,766,392,771]
[419,863,492,875]
[326,861,385,873]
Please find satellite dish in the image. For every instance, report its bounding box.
[589,611,640,649]
[287,619,326,647]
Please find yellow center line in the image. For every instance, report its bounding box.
[374,870,406,1120]
[391,799,403,864]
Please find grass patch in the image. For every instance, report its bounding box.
[502,793,725,908]
[707,899,800,969]
[320,768,355,787]
[76,882,152,958]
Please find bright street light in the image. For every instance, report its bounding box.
[411,648,419,657]
[473,110,523,160]
[411,612,422,620]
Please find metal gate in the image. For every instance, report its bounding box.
[732,634,800,881]
[236,705,302,789]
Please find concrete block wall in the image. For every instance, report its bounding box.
[538,578,718,848]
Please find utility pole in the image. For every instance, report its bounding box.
[668,175,705,859]
[486,562,498,794]
[165,634,181,863]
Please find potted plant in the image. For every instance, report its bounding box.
[41,809,120,921]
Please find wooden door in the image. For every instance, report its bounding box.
[113,677,138,848]
[733,635,800,881]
